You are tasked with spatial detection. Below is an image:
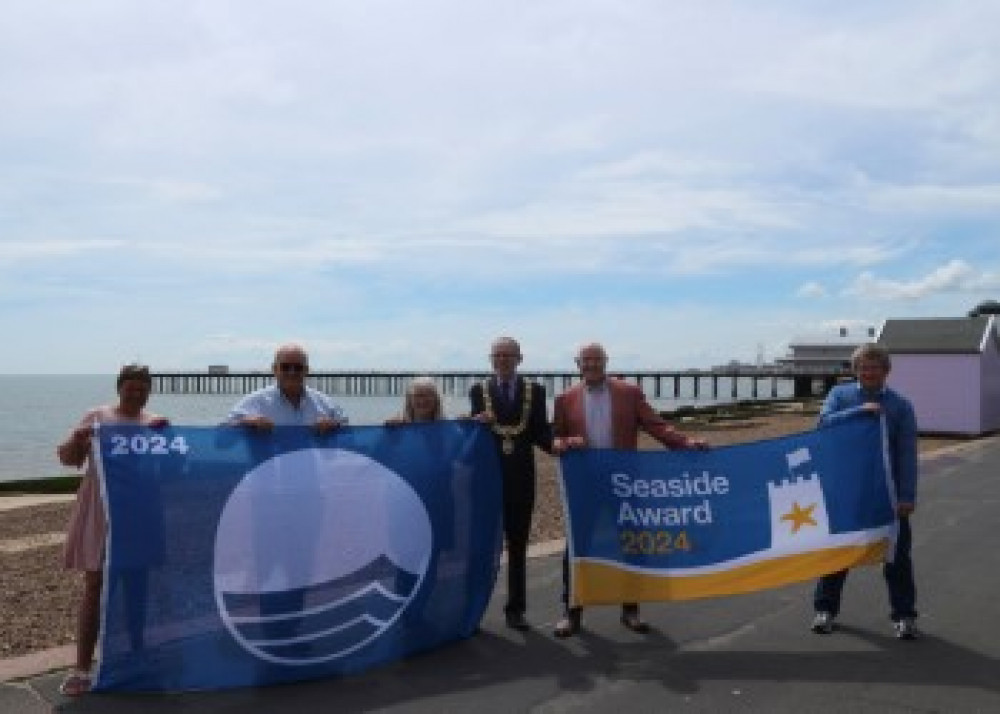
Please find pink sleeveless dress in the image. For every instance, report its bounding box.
[61,405,161,571]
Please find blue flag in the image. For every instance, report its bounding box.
[92,422,503,691]
[560,416,897,605]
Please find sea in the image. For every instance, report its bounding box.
[0,374,794,483]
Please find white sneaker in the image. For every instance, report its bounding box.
[811,611,834,634]
[894,618,919,640]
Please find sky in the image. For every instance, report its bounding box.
[1,1,998,373]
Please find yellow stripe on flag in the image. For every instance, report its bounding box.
[571,541,890,606]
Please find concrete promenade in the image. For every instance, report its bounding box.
[2,437,998,712]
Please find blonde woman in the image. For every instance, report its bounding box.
[386,377,445,424]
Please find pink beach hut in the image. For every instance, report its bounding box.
[877,316,1000,436]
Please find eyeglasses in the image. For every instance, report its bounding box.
[278,363,307,374]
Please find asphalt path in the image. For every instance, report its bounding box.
[4,437,998,713]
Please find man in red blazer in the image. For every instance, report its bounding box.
[552,342,707,637]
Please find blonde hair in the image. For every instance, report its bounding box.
[402,377,444,422]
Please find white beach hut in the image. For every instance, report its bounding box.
[877,316,1000,435]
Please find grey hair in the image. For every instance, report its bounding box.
[490,336,521,355]
[851,343,891,371]
[404,377,444,422]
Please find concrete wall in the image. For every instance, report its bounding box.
[889,354,982,434]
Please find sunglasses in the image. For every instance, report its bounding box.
[278,363,307,374]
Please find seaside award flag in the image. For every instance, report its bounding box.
[560,416,897,605]
[92,421,503,692]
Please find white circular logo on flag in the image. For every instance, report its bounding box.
[213,448,433,665]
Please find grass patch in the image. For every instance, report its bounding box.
[0,475,81,495]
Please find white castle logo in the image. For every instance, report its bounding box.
[767,447,832,552]
[212,448,433,666]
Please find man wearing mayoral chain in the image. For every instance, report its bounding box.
[470,336,552,631]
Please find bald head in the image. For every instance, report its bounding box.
[575,342,607,363]
[575,342,608,386]
[273,343,308,369]
[271,343,309,402]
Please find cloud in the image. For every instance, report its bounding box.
[101,177,225,204]
[748,2,1000,113]
[162,298,832,372]
[1,2,999,372]
[869,183,1000,214]
[0,239,124,264]
[796,282,828,299]
[844,259,1000,300]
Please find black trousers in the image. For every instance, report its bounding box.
[503,477,534,616]
[814,516,917,621]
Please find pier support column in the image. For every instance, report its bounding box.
[793,376,813,399]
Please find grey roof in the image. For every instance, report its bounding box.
[878,316,996,354]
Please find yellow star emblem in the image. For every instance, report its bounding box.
[780,502,818,534]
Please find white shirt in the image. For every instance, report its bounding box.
[583,382,613,448]
[226,385,348,426]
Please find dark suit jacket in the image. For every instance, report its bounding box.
[469,376,552,482]
[553,377,690,450]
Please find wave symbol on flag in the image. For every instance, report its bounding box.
[212,447,433,665]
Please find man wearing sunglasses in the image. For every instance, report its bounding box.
[227,343,347,432]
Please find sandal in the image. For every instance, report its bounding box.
[553,608,582,638]
[59,670,92,697]
[620,612,650,634]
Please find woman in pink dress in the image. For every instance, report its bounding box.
[56,364,169,697]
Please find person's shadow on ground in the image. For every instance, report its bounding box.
[44,615,998,713]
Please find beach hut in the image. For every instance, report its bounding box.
[877,316,1000,435]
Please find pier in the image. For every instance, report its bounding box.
[151,366,847,402]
